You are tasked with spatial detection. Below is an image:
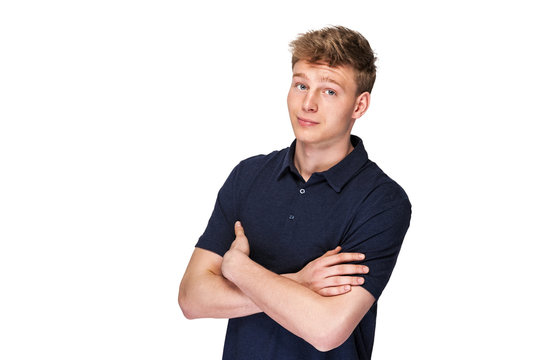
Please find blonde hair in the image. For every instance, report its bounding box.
[289,26,377,94]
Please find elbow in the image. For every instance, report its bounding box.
[311,333,349,353]
[306,317,354,352]
[178,286,199,320]
[306,291,373,352]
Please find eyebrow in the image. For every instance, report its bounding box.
[292,72,344,89]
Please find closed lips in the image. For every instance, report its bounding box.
[298,117,318,125]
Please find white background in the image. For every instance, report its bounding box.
[1,1,540,359]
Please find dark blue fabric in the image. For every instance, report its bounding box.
[196,135,411,359]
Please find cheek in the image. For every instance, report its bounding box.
[325,101,355,127]
[334,100,356,119]
[286,91,298,113]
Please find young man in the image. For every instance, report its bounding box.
[179,26,411,359]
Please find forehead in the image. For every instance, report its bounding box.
[292,60,356,89]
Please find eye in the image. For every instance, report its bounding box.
[295,83,307,91]
[324,89,336,96]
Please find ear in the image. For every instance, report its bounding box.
[352,92,370,119]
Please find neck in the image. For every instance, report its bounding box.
[294,136,354,182]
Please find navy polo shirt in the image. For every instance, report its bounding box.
[196,135,411,360]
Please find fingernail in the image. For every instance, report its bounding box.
[235,221,241,226]
[364,266,369,273]
[359,278,365,284]
[359,253,365,260]
[344,285,351,291]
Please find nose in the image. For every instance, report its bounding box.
[302,91,318,112]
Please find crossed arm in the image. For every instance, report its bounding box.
[178,222,375,352]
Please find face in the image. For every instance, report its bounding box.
[286,60,369,147]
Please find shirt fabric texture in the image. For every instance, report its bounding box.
[196,135,411,360]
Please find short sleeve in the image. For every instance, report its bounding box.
[340,184,411,301]
[195,164,240,257]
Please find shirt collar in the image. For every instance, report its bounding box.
[277,135,369,193]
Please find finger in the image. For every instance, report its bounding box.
[317,285,352,297]
[234,221,245,237]
[321,252,366,266]
[326,264,369,277]
[321,275,365,287]
[322,246,341,258]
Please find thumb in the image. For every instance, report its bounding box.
[234,221,245,237]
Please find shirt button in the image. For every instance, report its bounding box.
[288,215,295,220]
[299,189,306,194]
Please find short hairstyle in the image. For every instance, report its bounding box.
[289,26,377,94]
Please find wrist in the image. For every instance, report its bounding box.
[282,272,299,283]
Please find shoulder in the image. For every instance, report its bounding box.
[341,162,412,257]
[351,160,411,218]
[234,146,289,179]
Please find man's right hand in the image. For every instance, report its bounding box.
[286,246,369,296]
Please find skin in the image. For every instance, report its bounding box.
[287,60,370,181]
[179,60,374,351]
[179,246,369,319]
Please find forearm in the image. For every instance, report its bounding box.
[178,249,262,319]
[179,270,261,319]
[222,250,371,351]
[178,251,303,319]
[179,270,302,319]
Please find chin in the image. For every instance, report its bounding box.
[290,121,324,144]
[293,131,321,145]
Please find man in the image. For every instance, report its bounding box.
[179,26,411,359]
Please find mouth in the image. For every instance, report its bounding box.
[297,116,319,127]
